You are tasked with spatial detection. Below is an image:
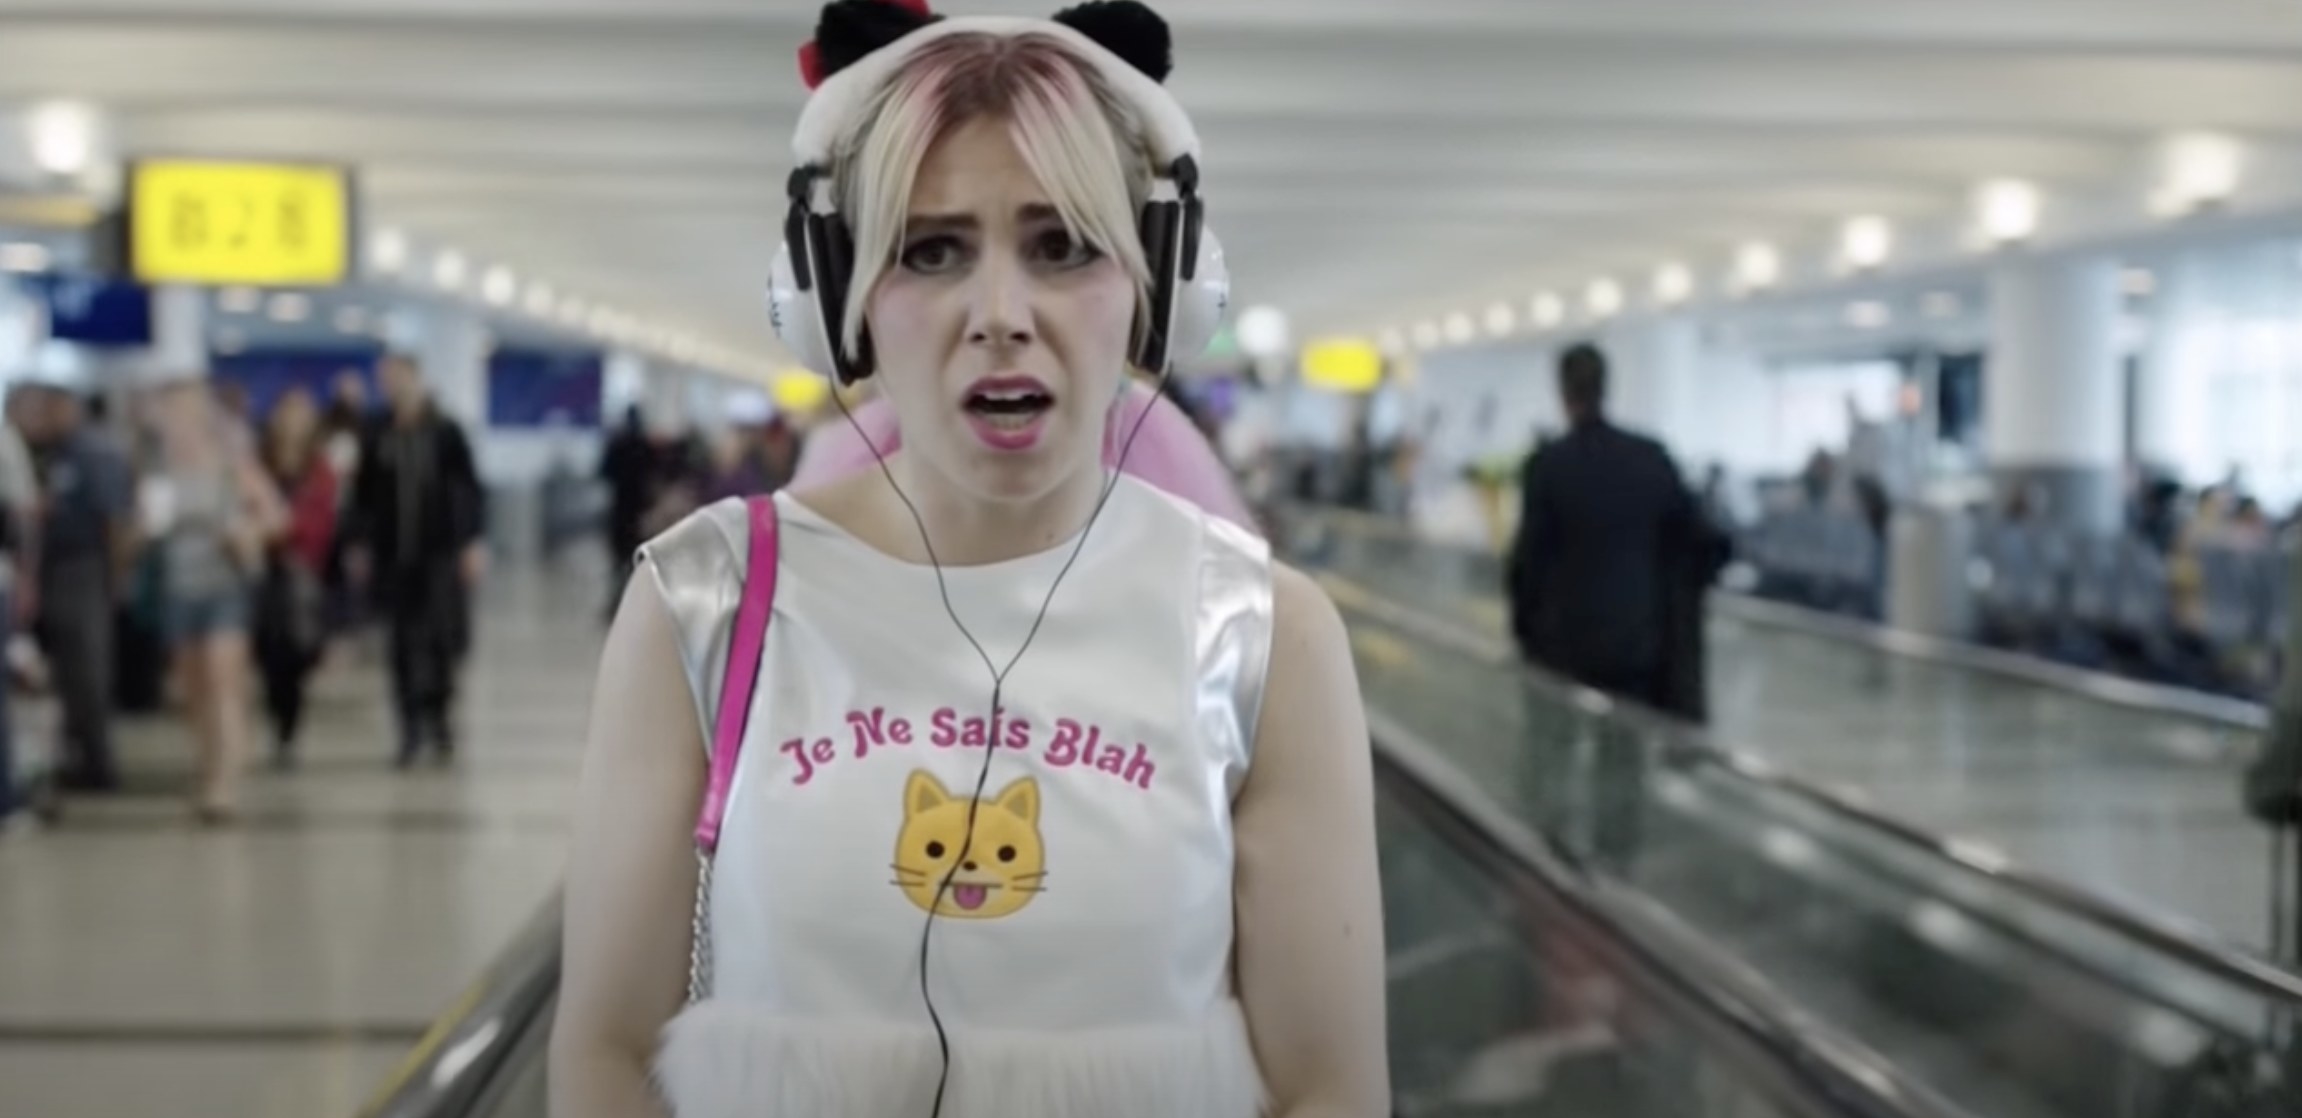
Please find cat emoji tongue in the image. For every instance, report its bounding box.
[953,884,989,910]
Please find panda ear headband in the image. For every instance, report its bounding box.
[767,0,1229,385]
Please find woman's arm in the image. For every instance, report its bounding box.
[1234,562,1390,1117]
[548,574,708,1118]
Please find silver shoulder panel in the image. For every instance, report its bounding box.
[1195,512,1275,793]
[637,497,755,755]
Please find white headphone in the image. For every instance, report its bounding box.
[765,11,1230,385]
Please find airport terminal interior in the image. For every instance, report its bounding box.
[3,2,2302,1116]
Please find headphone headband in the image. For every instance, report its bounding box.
[767,1,1228,384]
[792,15,1201,170]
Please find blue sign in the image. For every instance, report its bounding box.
[211,346,382,420]
[488,348,603,429]
[25,274,153,347]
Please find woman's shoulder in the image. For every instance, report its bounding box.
[639,496,755,589]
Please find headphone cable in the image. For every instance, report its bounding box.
[831,360,1176,1118]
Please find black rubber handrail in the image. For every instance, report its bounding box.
[1368,706,1973,1118]
[360,893,564,1118]
[1308,548,2302,1010]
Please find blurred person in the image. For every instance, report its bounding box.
[0,393,38,826]
[320,369,374,636]
[254,388,339,768]
[1507,343,1719,721]
[140,378,287,822]
[755,414,804,492]
[343,353,487,768]
[24,384,134,792]
[696,426,769,505]
[551,8,1384,1117]
[2246,543,2302,962]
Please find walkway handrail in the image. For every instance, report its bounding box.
[360,893,564,1118]
[1284,499,2272,734]
[1316,559,2302,1010]
[1369,706,1973,1118]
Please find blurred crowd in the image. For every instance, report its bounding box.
[0,353,486,831]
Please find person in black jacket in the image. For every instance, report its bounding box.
[1507,343,1724,722]
[342,353,487,768]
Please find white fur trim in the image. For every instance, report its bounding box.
[793,15,1200,168]
[654,998,1267,1118]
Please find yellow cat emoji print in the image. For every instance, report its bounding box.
[890,770,1048,919]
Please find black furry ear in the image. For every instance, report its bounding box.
[815,0,941,81]
[1052,1,1172,83]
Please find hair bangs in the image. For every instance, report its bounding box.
[834,31,1154,356]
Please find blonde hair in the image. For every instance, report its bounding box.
[834,32,1156,355]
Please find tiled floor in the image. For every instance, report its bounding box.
[0,557,603,1118]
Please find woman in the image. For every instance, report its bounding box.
[550,5,1388,1117]
[255,388,339,769]
[140,377,286,823]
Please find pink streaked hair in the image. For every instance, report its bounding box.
[838,30,1155,357]
[793,380,1260,536]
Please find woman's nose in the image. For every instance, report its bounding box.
[965,256,1035,348]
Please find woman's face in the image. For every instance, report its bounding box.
[864,114,1136,504]
[274,390,318,447]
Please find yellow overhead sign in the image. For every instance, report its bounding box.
[129,160,352,286]
[1300,337,1383,394]
[772,368,831,413]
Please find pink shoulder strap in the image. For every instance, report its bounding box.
[696,496,779,853]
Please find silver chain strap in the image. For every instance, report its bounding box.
[686,845,714,1004]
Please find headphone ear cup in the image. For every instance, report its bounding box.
[1164,225,1228,369]
[768,241,839,379]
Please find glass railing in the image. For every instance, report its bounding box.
[372,751,1956,1118]
[1281,506,2302,1118]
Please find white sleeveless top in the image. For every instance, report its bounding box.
[642,475,1275,1118]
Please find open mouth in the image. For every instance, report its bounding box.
[951,883,991,911]
[964,387,1054,431]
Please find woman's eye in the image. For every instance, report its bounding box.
[899,236,968,274]
[1032,229,1102,269]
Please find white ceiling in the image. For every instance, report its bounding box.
[3,0,2302,370]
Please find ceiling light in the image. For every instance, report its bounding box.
[369,228,409,274]
[1530,293,1564,329]
[27,100,104,177]
[1845,301,1891,330]
[1922,292,1962,319]
[1442,312,1476,345]
[481,266,517,306]
[1236,305,1291,358]
[1410,320,1441,350]
[217,286,262,314]
[1483,302,1516,337]
[1736,242,1781,291]
[1841,217,1893,270]
[1976,179,2041,245]
[334,306,369,334]
[1586,279,1624,318]
[1653,263,1693,305]
[433,250,468,291]
[2157,132,2244,215]
[267,292,311,323]
[524,283,556,316]
[0,242,53,274]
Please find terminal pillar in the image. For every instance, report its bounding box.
[384,304,489,426]
[1602,316,1700,450]
[1984,254,2124,533]
[2135,250,2209,482]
